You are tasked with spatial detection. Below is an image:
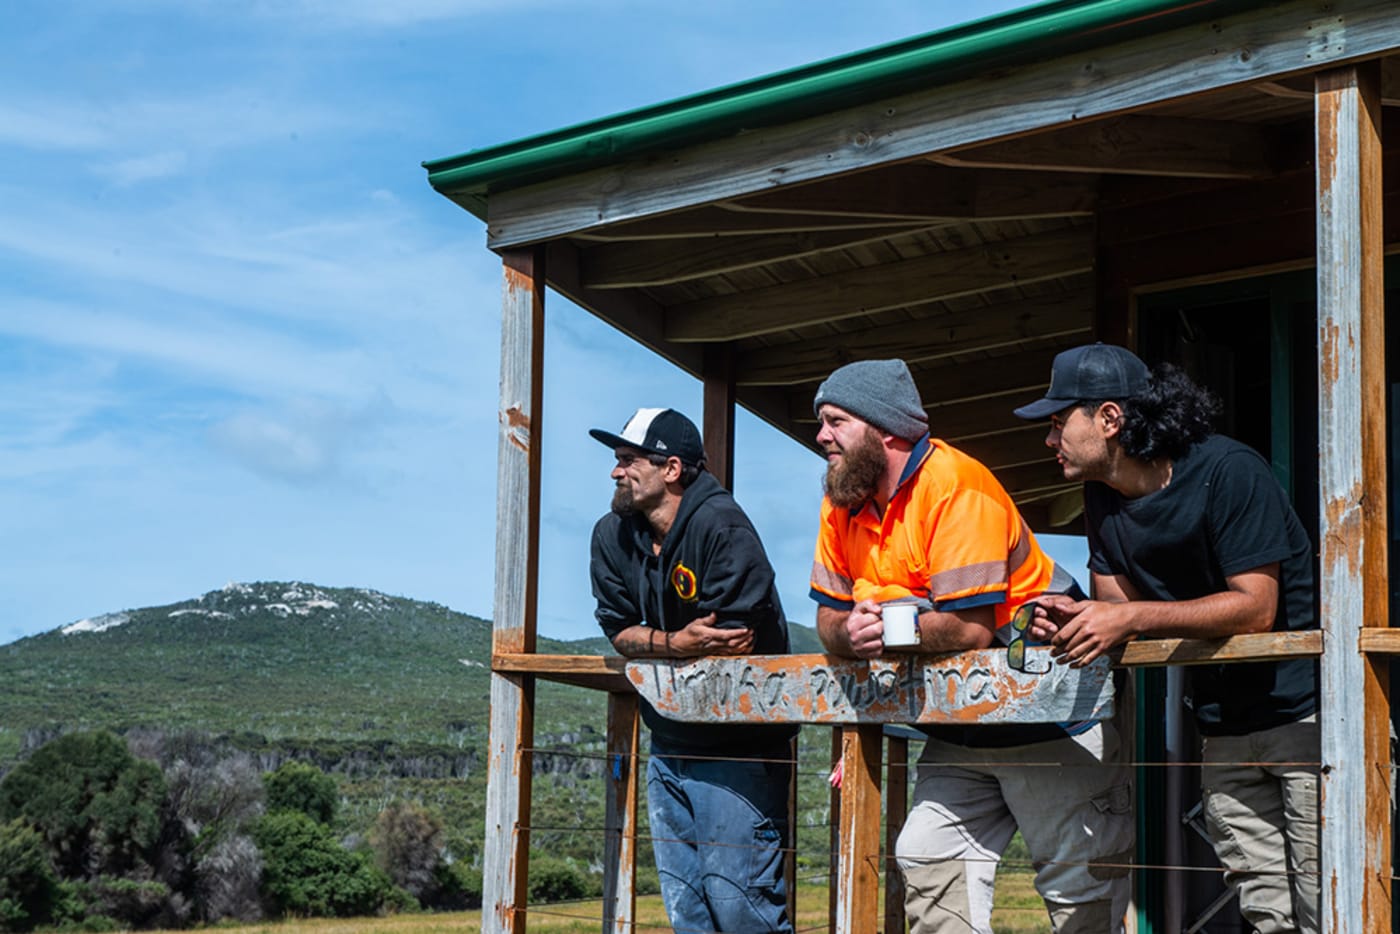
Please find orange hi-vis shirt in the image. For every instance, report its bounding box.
[810,436,1056,630]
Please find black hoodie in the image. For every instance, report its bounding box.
[590,471,798,753]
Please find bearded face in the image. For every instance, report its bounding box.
[822,423,887,509]
[610,451,668,516]
[610,483,635,515]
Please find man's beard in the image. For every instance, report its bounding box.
[611,484,635,516]
[823,427,886,510]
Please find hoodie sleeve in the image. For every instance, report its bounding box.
[694,522,778,621]
[590,516,642,641]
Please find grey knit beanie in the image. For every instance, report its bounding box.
[812,359,928,441]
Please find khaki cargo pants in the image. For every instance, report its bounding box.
[894,709,1134,934]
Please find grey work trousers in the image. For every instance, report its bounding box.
[1201,715,1320,934]
[894,710,1134,934]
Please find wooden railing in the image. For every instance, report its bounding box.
[491,629,1339,932]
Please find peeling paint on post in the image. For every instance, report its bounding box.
[482,246,546,934]
[627,650,1113,724]
[1316,63,1390,934]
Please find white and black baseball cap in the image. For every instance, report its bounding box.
[589,408,706,466]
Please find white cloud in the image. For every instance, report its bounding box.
[93,150,188,186]
[207,394,394,484]
[0,102,109,150]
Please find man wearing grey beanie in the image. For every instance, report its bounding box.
[809,358,1133,934]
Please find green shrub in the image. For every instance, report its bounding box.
[263,761,338,826]
[431,861,482,910]
[253,811,392,918]
[0,818,60,932]
[0,732,166,881]
[527,855,597,903]
[634,862,660,897]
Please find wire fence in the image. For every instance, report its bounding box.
[503,725,1362,933]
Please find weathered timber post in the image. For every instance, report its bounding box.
[482,245,545,934]
[886,733,910,934]
[702,343,737,491]
[1315,62,1391,934]
[837,724,883,934]
[601,693,639,933]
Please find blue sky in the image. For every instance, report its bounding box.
[1,0,1086,646]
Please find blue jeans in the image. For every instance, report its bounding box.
[646,747,792,933]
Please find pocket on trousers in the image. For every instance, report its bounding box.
[1086,782,1135,879]
[747,821,784,888]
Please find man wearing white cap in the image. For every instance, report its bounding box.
[588,407,796,933]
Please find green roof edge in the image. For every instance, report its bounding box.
[423,0,1266,211]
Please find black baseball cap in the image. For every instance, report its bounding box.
[589,408,706,467]
[1012,343,1151,420]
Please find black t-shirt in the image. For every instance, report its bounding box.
[1085,435,1318,736]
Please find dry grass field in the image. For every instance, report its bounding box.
[187,871,1051,933]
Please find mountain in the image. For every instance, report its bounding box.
[1,584,524,761]
[0,581,824,768]
[0,582,830,870]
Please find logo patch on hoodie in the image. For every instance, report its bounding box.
[670,562,698,602]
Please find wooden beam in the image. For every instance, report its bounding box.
[667,227,1093,343]
[1096,151,1400,292]
[703,345,737,489]
[836,725,883,934]
[574,205,930,240]
[736,290,1090,385]
[1360,629,1400,654]
[885,734,909,934]
[541,239,809,452]
[625,651,1114,724]
[482,246,545,934]
[1315,62,1391,934]
[601,693,639,934]
[914,347,1062,407]
[484,0,1400,248]
[493,652,631,692]
[934,115,1279,178]
[993,459,1079,499]
[950,428,1057,471]
[790,403,1051,465]
[1254,60,1400,106]
[580,225,938,288]
[1115,630,1322,667]
[726,165,1097,220]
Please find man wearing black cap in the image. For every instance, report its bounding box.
[588,407,796,933]
[1014,343,1320,933]
[810,360,1133,934]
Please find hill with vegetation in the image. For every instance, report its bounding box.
[0,582,833,888]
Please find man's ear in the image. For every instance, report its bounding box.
[1097,401,1125,438]
[663,456,685,482]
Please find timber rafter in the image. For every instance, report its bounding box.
[664,226,1092,342]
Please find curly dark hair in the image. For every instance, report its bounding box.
[1079,363,1219,461]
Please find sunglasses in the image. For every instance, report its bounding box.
[1007,601,1050,674]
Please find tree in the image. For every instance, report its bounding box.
[264,761,338,826]
[0,731,166,881]
[253,811,393,918]
[163,752,265,923]
[369,802,444,903]
[0,819,62,932]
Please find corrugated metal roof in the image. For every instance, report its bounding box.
[423,0,1268,214]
